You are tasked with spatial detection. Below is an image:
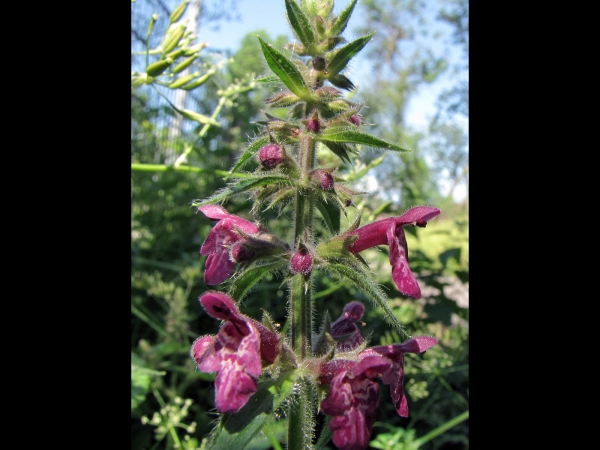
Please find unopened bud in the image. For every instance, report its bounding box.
[349,114,361,126]
[313,56,326,71]
[290,250,313,275]
[258,144,284,169]
[307,115,321,133]
[231,243,255,262]
[320,172,335,190]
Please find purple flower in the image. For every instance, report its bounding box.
[190,291,280,413]
[362,336,438,417]
[320,355,391,450]
[330,301,365,351]
[317,334,438,449]
[198,205,260,285]
[347,206,440,299]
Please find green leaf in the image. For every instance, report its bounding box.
[316,198,341,235]
[228,259,288,302]
[327,73,355,91]
[329,0,358,36]
[285,0,317,51]
[326,264,409,340]
[194,175,295,206]
[226,135,270,180]
[326,32,375,77]
[318,126,412,152]
[207,371,298,449]
[321,141,356,163]
[258,36,312,101]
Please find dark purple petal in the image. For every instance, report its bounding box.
[387,226,421,298]
[365,336,438,417]
[331,302,365,351]
[320,355,390,450]
[395,206,441,226]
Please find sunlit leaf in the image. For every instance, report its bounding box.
[226,135,270,180]
[326,32,375,77]
[318,126,411,152]
[258,36,312,101]
[285,0,317,51]
[194,175,295,206]
[329,0,358,36]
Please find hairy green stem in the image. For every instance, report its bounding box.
[290,274,311,358]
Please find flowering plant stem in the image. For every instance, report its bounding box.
[188,1,443,449]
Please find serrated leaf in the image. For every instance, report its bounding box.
[316,198,341,235]
[226,135,270,180]
[329,0,358,36]
[326,32,375,77]
[258,36,312,101]
[285,0,317,51]
[326,264,409,339]
[207,371,298,449]
[228,259,288,301]
[195,175,294,206]
[318,127,412,152]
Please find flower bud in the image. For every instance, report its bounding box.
[349,114,361,126]
[313,56,326,71]
[258,144,284,169]
[306,112,321,133]
[230,243,255,262]
[289,249,313,275]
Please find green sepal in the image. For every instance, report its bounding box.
[176,107,220,126]
[264,186,297,213]
[146,59,172,77]
[228,258,288,302]
[255,74,284,84]
[329,0,358,36]
[326,32,375,77]
[168,72,197,89]
[180,70,214,90]
[326,263,409,340]
[193,175,295,207]
[318,126,412,152]
[162,23,186,54]
[315,198,341,235]
[206,371,299,449]
[258,36,313,101]
[311,312,336,357]
[169,1,189,24]
[226,135,270,180]
[171,54,196,73]
[327,74,355,91]
[285,0,317,53]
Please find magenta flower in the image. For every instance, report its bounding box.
[320,355,391,450]
[347,206,440,299]
[190,291,280,413]
[317,334,438,449]
[362,335,438,417]
[198,204,260,285]
[330,301,365,351]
